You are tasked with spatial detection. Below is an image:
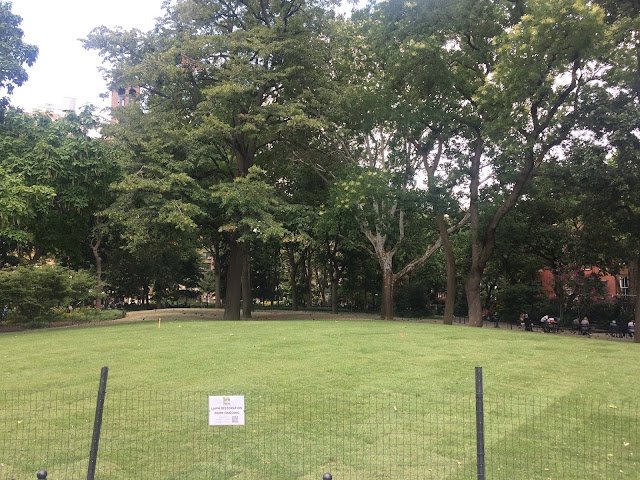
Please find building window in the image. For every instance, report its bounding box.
[619,275,629,296]
[117,88,126,106]
[128,88,137,102]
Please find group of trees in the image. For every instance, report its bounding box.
[1,0,638,334]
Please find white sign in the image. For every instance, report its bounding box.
[209,396,245,426]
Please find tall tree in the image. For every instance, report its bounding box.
[567,0,640,338]
[355,0,470,324]
[445,0,605,326]
[85,0,341,319]
[0,108,118,281]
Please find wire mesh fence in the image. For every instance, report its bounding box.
[1,388,639,479]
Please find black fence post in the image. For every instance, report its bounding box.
[36,470,47,479]
[322,474,332,480]
[475,366,485,480]
[87,366,109,480]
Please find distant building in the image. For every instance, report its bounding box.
[538,265,633,302]
[111,87,140,108]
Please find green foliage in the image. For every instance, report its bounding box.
[211,166,286,243]
[3,0,627,323]
[0,166,54,244]
[0,265,97,320]
[0,107,119,266]
[198,269,216,295]
[0,1,38,102]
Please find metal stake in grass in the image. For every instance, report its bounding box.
[158,317,161,328]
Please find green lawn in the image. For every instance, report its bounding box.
[1,316,639,479]
[2,317,638,398]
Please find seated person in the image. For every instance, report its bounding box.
[572,317,580,332]
[628,321,635,338]
[580,317,591,335]
[609,320,619,336]
[524,314,533,331]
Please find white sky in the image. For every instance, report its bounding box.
[10,0,167,115]
[9,0,359,116]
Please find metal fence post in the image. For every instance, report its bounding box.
[87,366,109,480]
[322,473,332,480]
[475,366,485,480]
[36,470,47,479]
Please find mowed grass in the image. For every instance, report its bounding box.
[2,313,640,479]
[1,314,638,399]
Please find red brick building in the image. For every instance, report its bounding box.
[538,266,631,301]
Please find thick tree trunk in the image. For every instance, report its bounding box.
[381,266,394,320]
[224,238,244,320]
[437,215,456,325]
[466,268,484,327]
[241,251,251,319]
[331,278,339,314]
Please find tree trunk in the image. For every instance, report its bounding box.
[437,215,456,325]
[224,237,244,320]
[241,250,252,319]
[305,253,313,308]
[466,268,484,327]
[287,248,299,310]
[91,229,103,311]
[331,278,339,314]
[213,242,222,308]
[381,264,394,320]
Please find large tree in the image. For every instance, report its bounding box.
[85,0,341,319]
[434,0,605,326]
[0,108,118,278]
[568,0,640,339]
[354,0,471,324]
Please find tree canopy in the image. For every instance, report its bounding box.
[0,0,637,329]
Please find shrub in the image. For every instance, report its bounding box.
[0,265,98,322]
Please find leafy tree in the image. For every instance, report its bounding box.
[581,0,640,338]
[413,0,606,326]
[0,108,119,287]
[354,0,471,324]
[326,158,441,319]
[84,0,342,320]
[211,166,286,318]
[0,1,38,111]
[0,166,54,259]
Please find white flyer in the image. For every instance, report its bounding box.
[208,396,245,426]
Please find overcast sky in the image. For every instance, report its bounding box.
[9,0,357,115]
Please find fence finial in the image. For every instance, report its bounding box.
[323,473,332,480]
[36,470,47,479]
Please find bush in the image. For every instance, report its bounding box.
[0,265,98,322]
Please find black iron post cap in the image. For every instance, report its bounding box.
[323,473,332,480]
[36,470,47,479]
